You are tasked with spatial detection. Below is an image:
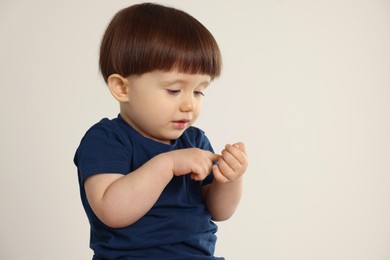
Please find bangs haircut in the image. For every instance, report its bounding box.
[99,3,222,83]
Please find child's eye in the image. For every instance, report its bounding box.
[167,89,181,95]
[194,91,204,96]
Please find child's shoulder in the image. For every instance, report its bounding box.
[86,117,119,132]
[180,126,212,148]
[81,116,127,142]
[184,125,205,138]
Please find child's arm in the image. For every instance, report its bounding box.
[84,148,219,228]
[202,142,248,221]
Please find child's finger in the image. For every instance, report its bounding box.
[221,149,240,170]
[210,153,221,162]
[232,142,246,154]
[223,144,247,165]
[212,164,229,183]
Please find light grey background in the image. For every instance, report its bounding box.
[1,0,389,259]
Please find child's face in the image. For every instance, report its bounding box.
[121,70,211,144]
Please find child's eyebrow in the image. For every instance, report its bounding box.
[160,79,186,86]
[160,79,210,87]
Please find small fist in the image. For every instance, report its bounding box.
[212,142,248,183]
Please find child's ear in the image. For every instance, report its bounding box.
[107,74,130,102]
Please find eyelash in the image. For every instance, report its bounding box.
[194,91,205,96]
[167,90,204,96]
[167,89,180,94]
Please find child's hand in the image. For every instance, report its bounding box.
[168,148,220,181]
[212,142,248,183]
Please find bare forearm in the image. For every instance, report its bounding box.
[204,142,247,221]
[204,177,243,221]
[97,153,173,228]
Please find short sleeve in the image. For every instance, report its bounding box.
[74,123,131,183]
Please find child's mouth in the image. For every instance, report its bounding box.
[172,119,190,129]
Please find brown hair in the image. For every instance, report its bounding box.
[99,3,222,83]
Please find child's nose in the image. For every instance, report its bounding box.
[179,95,195,112]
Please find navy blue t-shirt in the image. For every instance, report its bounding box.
[74,115,224,260]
